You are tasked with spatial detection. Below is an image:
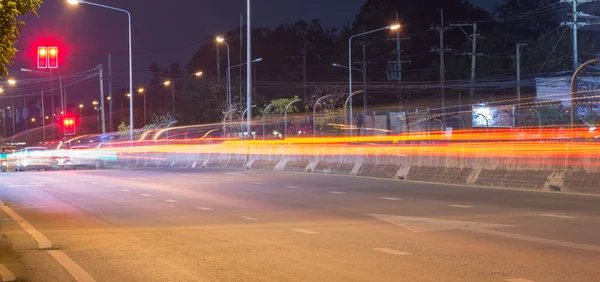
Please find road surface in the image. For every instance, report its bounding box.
[1,168,599,281]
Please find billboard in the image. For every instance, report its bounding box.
[472,105,514,128]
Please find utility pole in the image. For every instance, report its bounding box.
[431,9,452,120]
[98,65,106,134]
[240,13,244,109]
[303,41,307,100]
[561,0,596,70]
[516,43,527,102]
[448,23,482,97]
[108,54,113,132]
[387,12,411,101]
[286,41,308,100]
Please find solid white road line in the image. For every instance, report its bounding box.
[196,207,213,211]
[540,214,575,219]
[329,191,345,194]
[448,205,474,208]
[140,194,152,197]
[285,186,300,189]
[504,279,536,282]
[165,200,178,203]
[292,229,318,235]
[47,250,96,282]
[252,182,264,185]
[241,216,257,221]
[0,205,52,249]
[379,197,401,201]
[373,248,412,256]
[0,262,15,282]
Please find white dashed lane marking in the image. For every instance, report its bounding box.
[292,229,318,235]
[165,200,178,203]
[329,191,345,194]
[373,248,412,256]
[0,262,15,282]
[91,182,99,185]
[448,205,474,208]
[47,250,96,282]
[141,194,152,197]
[241,216,257,221]
[540,214,575,219]
[379,197,401,201]
[196,207,213,211]
[252,182,264,185]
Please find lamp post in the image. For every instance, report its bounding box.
[284,99,301,139]
[138,88,146,125]
[68,0,134,141]
[78,104,83,132]
[343,90,364,136]
[247,0,252,139]
[228,58,261,110]
[163,71,203,119]
[241,105,256,139]
[216,36,231,111]
[348,24,400,135]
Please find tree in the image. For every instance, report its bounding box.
[259,95,301,116]
[0,0,43,78]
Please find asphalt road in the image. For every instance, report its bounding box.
[1,168,600,281]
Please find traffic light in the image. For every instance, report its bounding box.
[48,46,58,69]
[37,47,48,69]
[63,118,76,136]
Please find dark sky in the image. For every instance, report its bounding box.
[11,0,501,99]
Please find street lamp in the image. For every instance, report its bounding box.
[68,0,134,141]
[163,72,204,118]
[216,36,231,111]
[7,79,16,85]
[228,58,262,110]
[348,24,400,136]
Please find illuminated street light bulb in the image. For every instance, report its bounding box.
[195,71,203,77]
[31,118,36,122]
[0,88,3,93]
[79,104,84,108]
[137,88,144,93]
[163,81,171,86]
[107,96,111,100]
[7,79,16,85]
[92,101,98,105]
[216,36,225,43]
[389,24,401,30]
[126,93,131,98]
[67,0,79,4]
[45,116,49,120]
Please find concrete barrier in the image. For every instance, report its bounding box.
[108,142,600,195]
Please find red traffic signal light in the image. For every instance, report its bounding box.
[37,47,48,69]
[63,118,76,136]
[48,46,58,69]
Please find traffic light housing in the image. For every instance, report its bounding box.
[63,118,76,136]
[48,46,58,69]
[37,47,48,69]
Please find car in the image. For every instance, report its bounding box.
[64,146,105,170]
[15,147,54,171]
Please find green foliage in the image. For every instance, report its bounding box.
[315,107,344,134]
[117,122,130,132]
[0,0,42,78]
[260,96,301,116]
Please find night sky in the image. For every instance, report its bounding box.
[10,0,501,99]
